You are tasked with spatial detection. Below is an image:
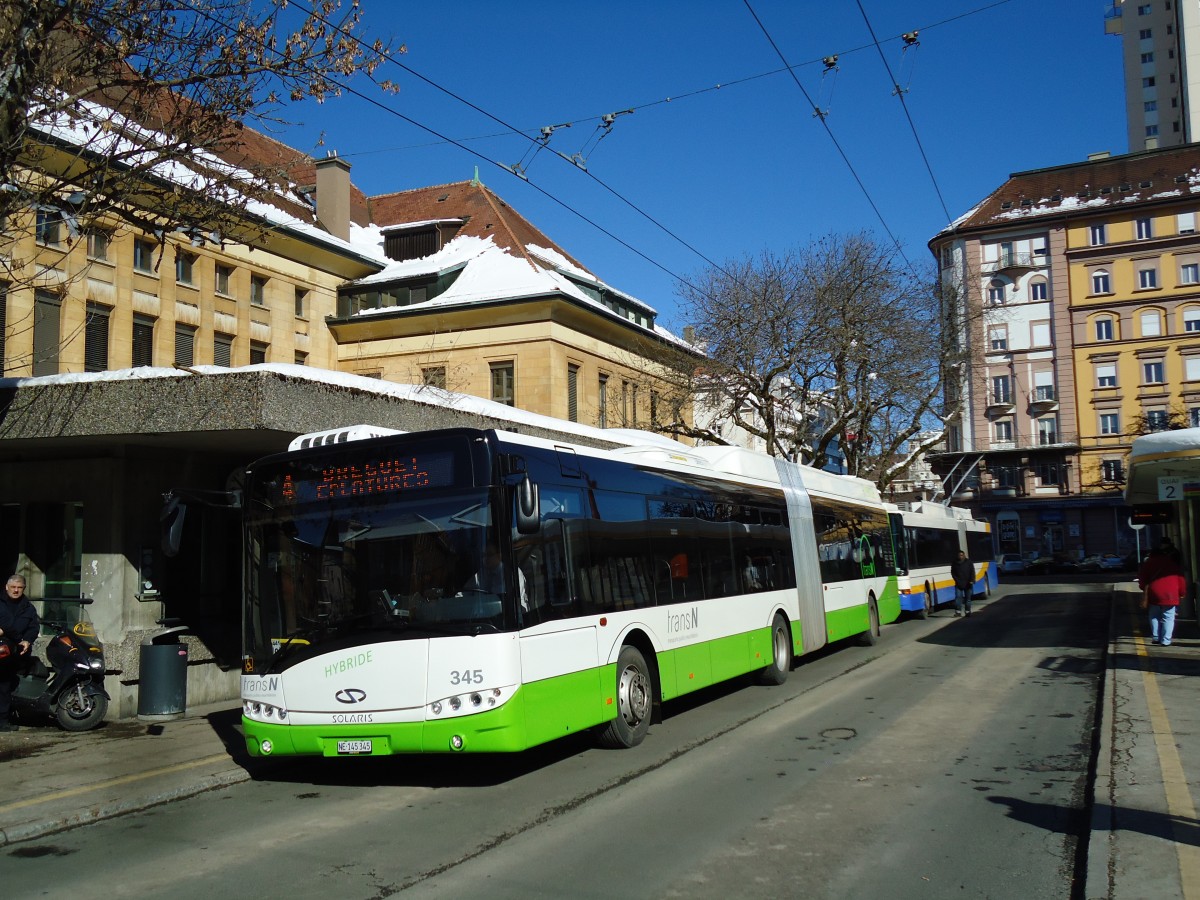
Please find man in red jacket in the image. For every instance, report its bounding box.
[1138,541,1186,646]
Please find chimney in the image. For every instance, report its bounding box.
[315,152,352,242]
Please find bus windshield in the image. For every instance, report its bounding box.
[244,485,510,671]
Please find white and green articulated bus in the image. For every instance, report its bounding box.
[238,426,901,758]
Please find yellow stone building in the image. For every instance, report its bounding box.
[931,144,1200,559]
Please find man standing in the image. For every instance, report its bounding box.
[1138,539,1186,646]
[951,551,976,618]
[0,574,39,731]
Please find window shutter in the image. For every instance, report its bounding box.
[85,303,110,372]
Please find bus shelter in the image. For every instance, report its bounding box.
[1124,427,1200,619]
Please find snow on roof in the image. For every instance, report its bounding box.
[29,95,388,267]
[341,234,700,351]
[1129,427,1200,461]
[0,363,676,449]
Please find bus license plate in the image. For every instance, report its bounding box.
[337,739,372,755]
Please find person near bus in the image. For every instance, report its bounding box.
[0,574,40,731]
[1138,540,1186,646]
[951,551,975,618]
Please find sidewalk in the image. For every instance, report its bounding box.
[2,585,1199,900]
[0,698,257,846]
[1089,583,1200,900]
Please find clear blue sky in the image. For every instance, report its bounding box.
[276,0,1126,331]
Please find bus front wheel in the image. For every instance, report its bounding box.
[859,596,881,646]
[756,613,791,686]
[598,645,653,749]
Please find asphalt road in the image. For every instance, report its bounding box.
[3,581,1108,899]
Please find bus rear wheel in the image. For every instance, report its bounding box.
[917,586,932,619]
[598,645,653,749]
[756,613,791,685]
[859,595,881,646]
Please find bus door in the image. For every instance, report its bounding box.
[775,460,827,654]
[515,489,605,734]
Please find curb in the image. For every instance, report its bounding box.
[0,765,251,847]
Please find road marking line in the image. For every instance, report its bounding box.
[0,753,231,814]
[1132,619,1200,898]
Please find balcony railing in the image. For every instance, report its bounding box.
[981,252,1046,275]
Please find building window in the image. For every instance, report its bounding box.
[988,374,1008,405]
[987,280,1006,304]
[1143,360,1165,383]
[1037,417,1058,446]
[1102,459,1125,482]
[1030,280,1048,301]
[994,420,1013,442]
[1192,408,1200,428]
[1092,270,1111,294]
[598,374,608,428]
[1138,4,1152,15]
[1090,224,1107,246]
[86,229,111,261]
[988,327,1008,351]
[1147,124,1160,137]
[1138,267,1159,289]
[1143,77,1156,88]
[173,325,194,367]
[1037,462,1063,487]
[1180,212,1196,234]
[175,251,195,285]
[133,238,156,274]
[1031,322,1051,346]
[295,288,308,318]
[1186,356,1200,380]
[1096,364,1117,388]
[1141,51,1155,63]
[567,364,579,422]
[250,274,267,306]
[1182,263,1200,285]
[1140,310,1162,336]
[1146,409,1170,431]
[1140,27,1153,38]
[249,340,267,364]
[132,315,155,368]
[84,302,110,373]
[1100,412,1121,435]
[1033,374,1055,401]
[32,290,62,376]
[1186,308,1200,332]
[294,351,307,366]
[1095,317,1115,342]
[422,366,446,389]
[1136,217,1154,240]
[215,264,233,296]
[35,208,63,246]
[1145,100,1158,112]
[490,361,515,406]
[213,333,232,367]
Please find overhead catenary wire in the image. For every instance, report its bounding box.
[175,0,706,294]
[854,0,953,225]
[741,0,916,275]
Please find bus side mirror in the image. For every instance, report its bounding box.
[516,476,540,535]
[161,493,186,558]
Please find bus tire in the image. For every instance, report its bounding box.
[859,595,881,646]
[917,587,932,620]
[598,645,653,749]
[756,613,791,686]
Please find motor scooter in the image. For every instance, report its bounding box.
[10,598,109,731]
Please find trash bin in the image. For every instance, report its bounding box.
[137,624,189,721]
